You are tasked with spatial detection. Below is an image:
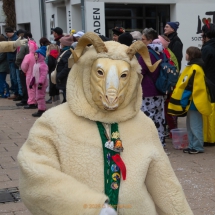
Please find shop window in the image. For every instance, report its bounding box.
[105,3,170,37]
[17,23,31,32]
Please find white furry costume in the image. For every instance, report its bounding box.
[18,33,193,215]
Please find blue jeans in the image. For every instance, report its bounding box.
[0,72,9,95]
[186,110,204,152]
[9,62,22,96]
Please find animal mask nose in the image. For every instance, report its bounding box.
[106,89,118,104]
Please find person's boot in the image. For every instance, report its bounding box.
[24,104,38,109]
[8,94,18,100]
[13,95,22,101]
[32,110,45,117]
[16,101,27,106]
[46,97,52,104]
[3,92,10,98]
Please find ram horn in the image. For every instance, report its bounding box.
[127,41,161,72]
[71,32,108,63]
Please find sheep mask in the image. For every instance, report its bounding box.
[67,32,161,124]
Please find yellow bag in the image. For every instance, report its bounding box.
[168,64,212,116]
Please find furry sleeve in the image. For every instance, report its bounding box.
[145,122,193,215]
[17,114,107,215]
[0,41,16,52]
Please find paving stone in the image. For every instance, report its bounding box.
[14,210,32,215]
[0,175,11,182]
[0,202,27,213]
[0,180,19,189]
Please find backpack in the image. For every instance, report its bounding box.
[148,49,179,94]
[167,48,179,71]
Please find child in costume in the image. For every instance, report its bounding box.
[168,46,212,154]
[21,40,38,109]
[30,46,48,117]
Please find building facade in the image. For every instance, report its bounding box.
[12,0,215,69]
[45,0,215,69]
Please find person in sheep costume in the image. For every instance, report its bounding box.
[17,32,193,215]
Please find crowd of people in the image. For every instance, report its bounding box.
[0,21,215,153]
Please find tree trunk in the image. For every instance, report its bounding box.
[2,0,16,29]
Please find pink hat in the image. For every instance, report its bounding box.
[158,35,170,49]
[60,35,73,47]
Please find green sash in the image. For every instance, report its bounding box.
[96,122,121,211]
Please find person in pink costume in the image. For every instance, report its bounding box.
[21,40,38,109]
[30,46,48,117]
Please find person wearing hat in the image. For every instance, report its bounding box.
[112,26,125,41]
[52,27,64,46]
[56,35,74,103]
[30,46,48,117]
[73,31,84,41]
[164,21,183,71]
[118,32,133,46]
[5,27,23,101]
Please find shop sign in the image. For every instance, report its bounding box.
[85,1,105,35]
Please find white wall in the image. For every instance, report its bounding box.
[57,6,67,33]
[15,0,42,45]
[0,0,6,35]
[71,4,82,32]
[175,2,215,70]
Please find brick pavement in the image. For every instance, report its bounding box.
[0,96,215,214]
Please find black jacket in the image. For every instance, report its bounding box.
[187,58,205,69]
[56,49,71,90]
[47,55,57,75]
[166,32,183,71]
[201,38,215,82]
[0,52,9,73]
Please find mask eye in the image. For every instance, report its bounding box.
[97,70,104,76]
[182,75,188,83]
[121,73,127,78]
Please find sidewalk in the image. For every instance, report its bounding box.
[0,96,215,215]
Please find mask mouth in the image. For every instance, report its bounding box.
[103,104,118,111]
[101,96,119,111]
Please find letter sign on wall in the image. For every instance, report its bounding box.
[85,1,105,35]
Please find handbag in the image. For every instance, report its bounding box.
[51,50,68,84]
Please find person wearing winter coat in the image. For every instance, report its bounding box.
[201,23,215,145]
[5,27,23,101]
[15,31,34,107]
[51,27,64,46]
[46,44,60,105]
[153,35,179,138]
[56,35,73,103]
[29,46,48,117]
[0,35,10,98]
[164,21,183,71]
[21,40,38,109]
[168,47,212,153]
[139,28,166,146]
